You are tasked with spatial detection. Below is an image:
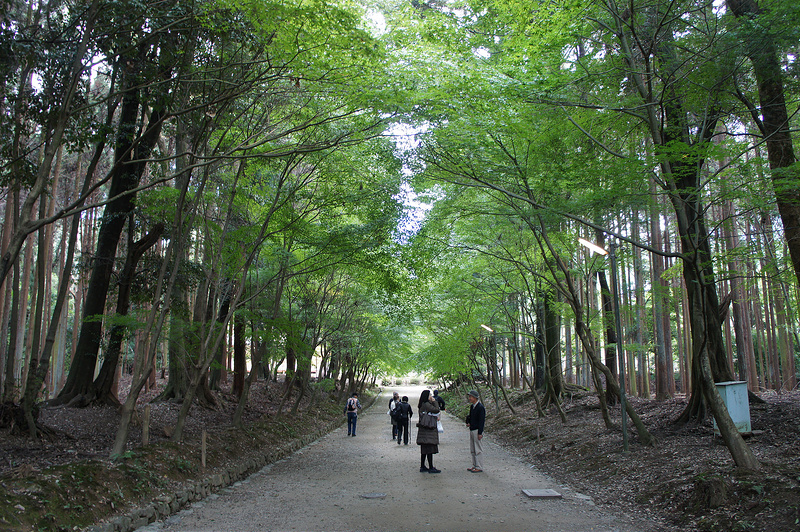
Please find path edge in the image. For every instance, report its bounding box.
[82,391,382,532]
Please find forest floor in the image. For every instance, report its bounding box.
[0,378,798,532]
[459,387,800,532]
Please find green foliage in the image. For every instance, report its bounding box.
[313,378,337,393]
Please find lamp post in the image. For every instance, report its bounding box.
[480,324,500,413]
[579,238,629,452]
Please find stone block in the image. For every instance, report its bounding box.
[156,501,170,517]
[112,515,131,532]
[522,488,562,499]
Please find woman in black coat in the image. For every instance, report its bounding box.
[416,389,441,473]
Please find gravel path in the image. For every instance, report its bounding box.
[139,387,660,532]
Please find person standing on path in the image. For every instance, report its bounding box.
[395,395,413,445]
[433,389,446,411]
[389,392,400,440]
[466,389,486,472]
[416,389,441,473]
[345,392,362,436]
[433,389,446,433]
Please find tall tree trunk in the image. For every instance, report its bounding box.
[744,225,761,388]
[533,298,545,389]
[16,218,34,388]
[632,210,649,398]
[544,290,563,399]
[91,223,164,405]
[24,199,47,396]
[232,315,246,399]
[158,122,193,402]
[620,241,636,397]
[756,213,798,391]
[564,317,573,385]
[2,201,21,403]
[25,142,103,420]
[0,191,15,399]
[209,287,232,390]
[606,2,758,466]
[57,66,166,404]
[20,200,46,435]
[727,0,800,289]
[670,186,737,421]
[111,127,198,458]
[663,230,676,395]
[232,328,266,428]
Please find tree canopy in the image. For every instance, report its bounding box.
[0,0,797,470]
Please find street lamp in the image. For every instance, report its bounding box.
[480,324,500,413]
[579,237,629,453]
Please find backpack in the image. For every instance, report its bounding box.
[347,398,357,412]
[395,402,410,422]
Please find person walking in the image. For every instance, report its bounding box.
[345,392,362,437]
[433,389,446,433]
[395,396,413,445]
[416,389,441,473]
[389,392,400,440]
[465,389,486,472]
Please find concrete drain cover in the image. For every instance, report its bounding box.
[361,493,387,499]
[522,488,562,499]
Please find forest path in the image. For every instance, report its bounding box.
[138,386,658,532]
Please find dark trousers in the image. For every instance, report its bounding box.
[347,412,358,435]
[396,420,409,444]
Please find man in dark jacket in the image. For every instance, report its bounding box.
[433,389,446,411]
[465,390,485,472]
[395,396,413,445]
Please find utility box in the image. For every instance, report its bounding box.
[713,381,751,435]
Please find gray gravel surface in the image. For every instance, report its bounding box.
[138,387,661,532]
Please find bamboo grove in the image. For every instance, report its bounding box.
[1,0,798,468]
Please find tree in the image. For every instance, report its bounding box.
[727,0,800,306]
[57,2,184,405]
[384,0,759,466]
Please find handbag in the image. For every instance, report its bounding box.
[419,411,438,429]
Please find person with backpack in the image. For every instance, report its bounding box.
[389,392,400,439]
[344,392,362,437]
[394,396,413,445]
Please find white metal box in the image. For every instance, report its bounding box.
[713,380,751,435]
